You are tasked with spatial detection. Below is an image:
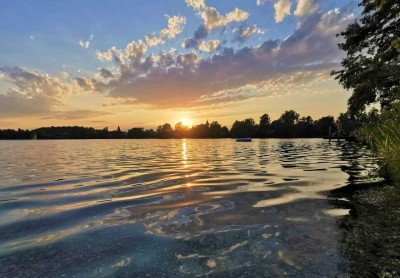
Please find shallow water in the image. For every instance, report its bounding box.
[0,139,389,277]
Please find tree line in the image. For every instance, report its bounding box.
[0,109,380,140]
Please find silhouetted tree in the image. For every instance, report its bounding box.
[209,121,229,138]
[128,128,146,138]
[271,110,300,137]
[157,123,173,138]
[313,116,337,137]
[332,0,400,113]
[297,116,314,137]
[257,113,271,138]
[231,118,257,138]
[174,122,189,138]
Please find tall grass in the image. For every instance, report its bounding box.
[359,103,400,181]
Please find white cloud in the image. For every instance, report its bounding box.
[274,0,292,23]
[198,40,221,52]
[185,0,206,10]
[96,47,117,61]
[186,0,249,30]
[294,0,319,16]
[96,15,184,66]
[144,15,186,47]
[79,35,94,49]
[200,7,249,30]
[125,40,148,61]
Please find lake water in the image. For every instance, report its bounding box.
[0,139,395,277]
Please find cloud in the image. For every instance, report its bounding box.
[0,67,71,97]
[200,7,249,30]
[182,3,249,51]
[294,0,319,16]
[186,0,249,30]
[96,15,184,67]
[233,25,264,42]
[101,8,353,108]
[0,67,105,117]
[40,110,112,120]
[274,0,292,23]
[182,25,209,50]
[59,71,70,79]
[125,40,148,61]
[0,90,60,117]
[198,40,221,52]
[144,15,186,47]
[79,35,94,49]
[185,0,206,10]
[102,98,137,107]
[98,68,115,79]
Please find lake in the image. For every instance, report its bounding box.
[0,139,398,277]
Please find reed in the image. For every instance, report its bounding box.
[359,103,400,181]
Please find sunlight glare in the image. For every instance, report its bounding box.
[182,118,191,127]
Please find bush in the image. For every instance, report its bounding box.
[360,103,400,181]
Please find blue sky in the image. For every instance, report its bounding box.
[0,0,359,129]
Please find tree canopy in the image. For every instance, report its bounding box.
[332,0,400,113]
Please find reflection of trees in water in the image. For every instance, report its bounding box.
[331,142,400,276]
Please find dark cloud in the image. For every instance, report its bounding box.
[232,24,263,43]
[99,68,115,79]
[182,25,209,49]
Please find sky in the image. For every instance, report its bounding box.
[0,0,360,130]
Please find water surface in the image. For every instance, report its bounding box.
[0,139,389,277]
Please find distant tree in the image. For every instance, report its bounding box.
[297,116,314,137]
[332,0,400,113]
[257,113,271,138]
[313,116,337,137]
[271,110,300,137]
[128,127,146,138]
[191,123,209,138]
[209,121,229,138]
[280,110,300,126]
[231,118,257,138]
[99,127,109,139]
[174,122,189,138]
[157,123,173,138]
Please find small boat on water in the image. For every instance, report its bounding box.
[236,138,252,142]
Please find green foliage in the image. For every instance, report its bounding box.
[332,0,400,113]
[359,103,400,181]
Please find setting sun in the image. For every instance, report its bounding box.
[181,118,191,127]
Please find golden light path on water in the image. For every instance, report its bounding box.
[0,139,381,277]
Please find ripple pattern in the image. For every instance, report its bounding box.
[0,139,379,277]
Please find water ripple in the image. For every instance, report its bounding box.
[0,139,380,277]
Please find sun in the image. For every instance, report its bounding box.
[182,118,191,127]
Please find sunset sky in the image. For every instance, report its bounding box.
[0,0,359,130]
